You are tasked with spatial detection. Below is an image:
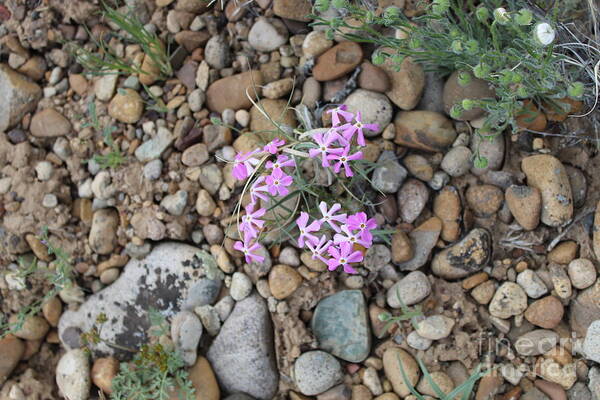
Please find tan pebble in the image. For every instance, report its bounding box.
[374,394,398,400]
[391,230,413,263]
[548,241,578,264]
[0,336,25,385]
[69,74,88,96]
[25,233,51,261]
[108,88,144,124]
[462,272,489,290]
[100,268,120,285]
[474,374,503,400]
[92,357,120,394]
[268,264,303,299]
[46,330,60,343]
[548,264,572,299]
[42,296,62,327]
[567,258,597,289]
[466,184,504,217]
[22,338,42,360]
[534,379,566,400]
[524,296,564,329]
[415,371,454,398]
[30,108,72,137]
[382,348,419,397]
[381,54,425,111]
[505,185,542,230]
[187,356,220,400]
[139,53,162,86]
[97,254,129,275]
[9,315,49,341]
[352,384,373,400]
[488,282,527,319]
[471,280,496,305]
[545,347,573,366]
[538,359,576,390]
[433,186,461,242]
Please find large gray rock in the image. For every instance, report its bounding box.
[207,293,278,400]
[0,64,42,132]
[58,242,211,358]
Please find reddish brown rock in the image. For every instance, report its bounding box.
[358,61,391,93]
[206,71,264,113]
[313,42,363,82]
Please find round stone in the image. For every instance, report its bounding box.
[294,351,343,396]
[268,264,303,300]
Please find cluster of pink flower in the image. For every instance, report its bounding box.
[231,105,380,274]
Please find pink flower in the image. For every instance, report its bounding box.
[308,130,344,167]
[306,235,331,264]
[327,147,363,177]
[240,204,266,239]
[341,111,379,146]
[347,212,378,243]
[327,105,354,127]
[318,201,347,233]
[234,238,265,264]
[333,224,372,248]
[296,212,322,248]
[326,242,363,274]
[248,176,270,205]
[263,138,285,154]
[232,149,261,180]
[265,169,293,196]
[266,154,295,173]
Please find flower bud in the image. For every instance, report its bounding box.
[534,22,556,46]
[457,71,472,86]
[450,105,463,119]
[332,0,347,8]
[315,0,331,12]
[384,6,401,20]
[567,82,585,99]
[515,9,533,25]
[462,99,475,110]
[372,52,385,65]
[493,7,510,24]
[476,6,490,22]
[451,40,463,53]
[473,63,490,79]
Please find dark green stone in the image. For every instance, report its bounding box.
[311,290,371,362]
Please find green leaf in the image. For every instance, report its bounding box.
[474,155,489,169]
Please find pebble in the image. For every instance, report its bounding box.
[268,264,303,299]
[371,152,407,193]
[358,61,391,93]
[273,0,312,21]
[489,282,528,319]
[0,336,25,384]
[230,272,253,301]
[0,64,42,132]
[505,185,542,230]
[278,247,300,267]
[570,279,600,337]
[521,155,573,227]
[344,89,392,135]
[363,367,383,396]
[135,127,174,162]
[143,159,162,180]
[302,30,333,58]
[171,311,203,366]
[188,88,206,112]
[380,54,425,110]
[94,74,118,101]
[195,305,221,336]
[441,146,472,177]
[538,358,577,390]
[30,108,72,137]
[535,380,567,400]
[416,371,455,398]
[204,35,231,69]
[547,241,578,264]
[207,294,278,400]
[250,98,297,132]
[160,190,188,216]
[10,314,49,341]
[248,17,289,52]
[406,331,432,350]
[313,42,363,81]
[568,382,591,400]
[398,217,442,271]
[465,184,504,217]
[312,290,371,362]
[56,349,91,400]
[387,271,431,307]
[397,179,428,223]
[89,208,119,255]
[214,296,234,322]
[391,230,414,264]
[302,77,321,108]
[182,143,209,166]
[549,263,572,299]
[108,88,144,123]
[471,280,496,304]
[442,70,495,120]
[470,132,504,175]
[382,348,420,397]
[521,387,551,400]
[566,165,587,208]
[433,186,461,242]
[196,189,216,216]
[35,161,54,181]
[514,329,558,356]
[188,357,221,400]
[568,259,596,289]
[182,277,222,310]
[403,154,433,181]
[139,54,161,86]
[91,357,119,394]
[206,71,264,113]
[583,320,600,363]
[415,315,455,340]
[42,194,58,208]
[294,351,343,396]
[517,269,549,299]
[394,111,456,152]
[524,296,564,329]
[431,228,491,279]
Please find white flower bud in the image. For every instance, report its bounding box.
[534,22,556,46]
[493,8,510,24]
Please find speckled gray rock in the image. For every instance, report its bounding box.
[204,35,231,69]
[441,146,472,177]
[171,311,203,366]
[56,349,91,400]
[387,271,431,307]
[207,294,278,400]
[431,228,491,279]
[588,367,600,400]
[344,89,392,135]
[397,178,429,223]
[567,382,592,400]
[398,217,442,271]
[58,242,208,358]
[514,329,558,356]
[415,315,455,340]
[181,278,222,310]
[230,272,252,300]
[489,282,528,319]
[294,351,343,396]
[406,331,432,350]
[312,290,371,362]
[372,151,407,194]
[583,320,600,363]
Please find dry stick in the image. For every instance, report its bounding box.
[546,205,595,251]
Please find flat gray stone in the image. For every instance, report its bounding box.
[207,293,278,400]
[312,290,371,362]
[58,242,209,359]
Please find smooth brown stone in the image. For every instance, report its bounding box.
[206,71,264,113]
[313,42,363,82]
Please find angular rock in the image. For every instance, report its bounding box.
[431,228,491,279]
[135,127,174,162]
[312,290,371,362]
[372,155,407,194]
[394,111,456,152]
[358,61,391,93]
[570,279,600,337]
[398,217,442,271]
[207,294,278,400]
[58,242,210,358]
[0,64,42,132]
[521,155,573,227]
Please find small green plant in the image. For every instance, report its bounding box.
[378,286,423,333]
[84,101,127,169]
[313,0,588,135]
[68,1,172,78]
[0,227,74,337]
[142,85,169,114]
[82,309,195,400]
